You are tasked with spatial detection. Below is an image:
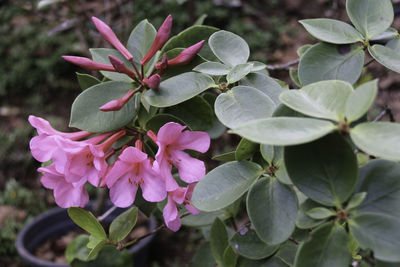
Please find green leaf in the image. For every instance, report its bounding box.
[346,0,394,39]
[240,73,283,105]
[345,79,378,122]
[87,235,103,249]
[165,95,214,130]
[296,199,326,229]
[247,177,298,245]
[372,28,399,42]
[145,113,186,132]
[162,25,219,61]
[68,207,107,239]
[69,81,137,133]
[368,44,400,73]
[249,61,267,72]
[260,144,275,164]
[212,151,236,162]
[215,86,275,129]
[376,260,400,267]
[279,80,353,121]
[209,30,250,67]
[76,73,101,91]
[232,117,336,146]
[182,210,228,227]
[350,122,400,161]
[143,72,215,107]
[386,37,400,53]
[294,223,351,267]
[193,242,216,267]
[109,207,138,243]
[127,19,156,60]
[285,133,358,206]
[300,19,363,44]
[223,246,238,267]
[349,213,400,262]
[227,63,253,84]
[66,235,91,264]
[297,44,313,57]
[86,239,107,260]
[289,69,301,87]
[355,160,400,218]
[236,138,259,161]
[72,245,133,267]
[346,192,367,210]
[161,48,205,80]
[298,43,364,85]
[192,161,263,212]
[194,14,208,26]
[193,61,230,76]
[230,227,279,260]
[210,218,229,266]
[90,48,134,82]
[238,256,288,267]
[306,207,335,220]
[276,242,298,266]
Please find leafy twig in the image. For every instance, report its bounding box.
[266,58,300,70]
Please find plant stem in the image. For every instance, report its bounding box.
[98,205,118,222]
[266,58,299,70]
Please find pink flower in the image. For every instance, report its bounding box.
[105,144,166,208]
[143,74,161,89]
[140,15,173,65]
[163,184,200,232]
[28,115,92,162]
[156,40,205,69]
[62,56,116,71]
[92,17,133,61]
[153,122,210,192]
[39,164,89,208]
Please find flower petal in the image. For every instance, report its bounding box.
[157,122,186,144]
[119,147,148,163]
[172,130,210,153]
[140,160,166,202]
[30,135,58,162]
[109,175,138,208]
[105,160,131,187]
[54,179,88,208]
[28,115,60,136]
[170,150,206,184]
[163,195,181,232]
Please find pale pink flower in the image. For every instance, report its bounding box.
[105,145,166,208]
[28,115,92,162]
[163,184,199,232]
[39,164,89,208]
[153,122,210,192]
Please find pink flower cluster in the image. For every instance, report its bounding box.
[29,116,210,231]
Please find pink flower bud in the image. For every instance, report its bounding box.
[62,56,115,71]
[108,55,136,77]
[143,74,161,89]
[99,89,137,112]
[91,17,133,61]
[147,130,157,143]
[135,140,143,151]
[155,53,169,74]
[167,40,205,66]
[140,15,173,65]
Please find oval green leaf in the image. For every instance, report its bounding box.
[210,218,229,266]
[193,61,230,76]
[192,161,263,212]
[296,199,326,229]
[109,207,138,243]
[227,63,253,84]
[67,207,107,239]
[127,19,156,60]
[240,73,283,105]
[345,79,378,122]
[368,44,400,73]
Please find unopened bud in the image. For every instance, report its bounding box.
[167,40,205,66]
[135,140,143,151]
[143,74,161,89]
[147,130,157,143]
[62,56,115,71]
[108,55,136,77]
[155,53,169,75]
[99,89,136,112]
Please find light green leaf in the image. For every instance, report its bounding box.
[144,72,215,107]
[193,242,216,267]
[193,61,230,76]
[210,218,229,266]
[346,0,394,39]
[193,14,208,26]
[192,161,263,212]
[306,207,335,220]
[235,138,259,161]
[66,235,91,264]
[345,79,378,122]
[298,43,364,85]
[109,207,138,243]
[182,210,228,227]
[371,28,399,42]
[289,69,301,87]
[72,244,133,267]
[260,144,275,164]
[355,160,400,218]
[346,192,367,211]
[247,177,298,245]
[386,37,400,53]
[166,95,214,130]
[87,235,103,249]
[350,122,400,161]
[127,19,156,59]
[300,19,363,44]
[212,151,236,162]
[240,73,283,105]
[86,239,107,260]
[230,227,279,260]
[227,63,253,84]
[68,208,107,239]
[279,80,353,121]
[249,61,267,72]
[349,213,400,262]
[76,73,101,91]
[90,48,134,83]
[369,44,400,73]
[69,81,137,133]
[215,86,275,129]
[297,44,313,57]
[232,117,335,146]
[285,133,358,206]
[294,223,351,267]
[209,30,250,67]
[238,257,288,267]
[296,199,326,229]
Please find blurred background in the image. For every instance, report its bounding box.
[1,0,399,266]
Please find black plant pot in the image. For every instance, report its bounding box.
[15,204,156,267]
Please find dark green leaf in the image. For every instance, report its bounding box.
[76,73,101,91]
[68,207,107,239]
[182,210,229,227]
[66,235,91,264]
[223,246,238,267]
[86,239,106,260]
[276,242,298,266]
[210,218,229,266]
[72,245,133,267]
[145,113,186,132]
[236,138,259,161]
[238,257,288,267]
[193,242,216,267]
[296,199,326,229]
[212,151,236,162]
[306,207,335,219]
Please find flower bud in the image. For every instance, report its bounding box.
[167,40,205,66]
[99,89,136,112]
[147,130,157,143]
[135,140,143,151]
[91,17,133,61]
[155,53,169,74]
[143,74,161,89]
[108,55,136,77]
[62,56,115,71]
[140,15,172,65]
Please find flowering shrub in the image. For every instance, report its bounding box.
[28,0,400,266]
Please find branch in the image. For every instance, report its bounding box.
[266,58,300,70]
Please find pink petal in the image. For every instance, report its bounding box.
[157,157,179,192]
[170,187,186,204]
[28,115,60,136]
[119,147,147,163]
[156,122,186,144]
[39,165,63,189]
[170,150,206,183]
[30,135,58,162]
[185,204,200,215]
[163,196,181,232]
[172,130,210,153]
[140,160,166,202]
[54,179,88,208]
[105,160,131,187]
[109,175,138,208]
